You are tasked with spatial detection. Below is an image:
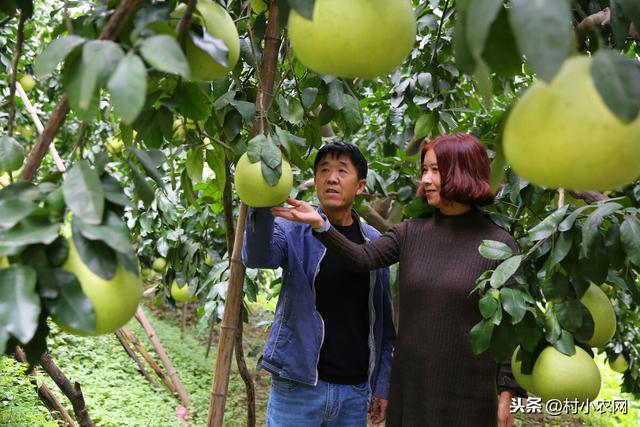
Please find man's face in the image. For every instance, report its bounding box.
[315,153,366,211]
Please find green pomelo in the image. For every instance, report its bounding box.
[234,153,293,207]
[580,283,616,348]
[504,56,640,191]
[531,345,601,402]
[57,238,142,335]
[288,0,416,78]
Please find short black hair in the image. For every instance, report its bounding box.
[313,141,368,180]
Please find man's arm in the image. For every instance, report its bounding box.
[242,207,287,269]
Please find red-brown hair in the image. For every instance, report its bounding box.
[418,133,494,206]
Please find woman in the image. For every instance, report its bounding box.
[272,133,525,427]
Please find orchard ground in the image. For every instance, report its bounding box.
[1,277,638,426]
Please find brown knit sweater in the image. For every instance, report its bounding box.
[315,208,525,426]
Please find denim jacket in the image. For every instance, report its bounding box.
[242,207,396,399]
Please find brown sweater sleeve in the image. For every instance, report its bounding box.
[314,221,405,271]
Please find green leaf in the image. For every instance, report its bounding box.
[545,231,573,267]
[489,139,506,194]
[553,330,575,356]
[287,98,304,125]
[515,312,542,352]
[128,161,155,207]
[481,6,522,77]
[466,0,503,60]
[327,79,345,111]
[63,160,104,225]
[289,0,315,20]
[580,203,622,258]
[181,170,198,207]
[34,35,85,77]
[490,255,522,288]
[260,137,282,169]
[40,269,95,334]
[453,5,477,74]
[301,87,318,108]
[186,149,204,184]
[72,222,117,281]
[479,293,500,319]
[0,219,59,246]
[139,35,190,79]
[559,205,593,231]
[0,265,40,343]
[63,51,99,121]
[230,100,256,123]
[479,240,513,260]
[541,272,570,301]
[101,175,132,207]
[470,319,494,355]
[261,163,282,187]
[619,0,640,33]
[131,148,166,189]
[544,309,561,343]
[0,198,37,229]
[414,114,435,140]
[621,215,640,267]
[490,319,517,362]
[553,300,584,332]
[189,29,229,68]
[75,211,134,257]
[509,0,572,81]
[592,49,640,123]
[246,135,267,163]
[134,108,172,149]
[107,53,147,125]
[77,41,124,111]
[206,146,227,191]
[611,0,632,48]
[174,81,210,121]
[342,95,363,133]
[527,205,569,241]
[0,136,25,173]
[500,288,527,323]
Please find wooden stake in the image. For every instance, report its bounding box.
[207,1,281,424]
[120,326,177,395]
[114,329,157,387]
[134,307,191,407]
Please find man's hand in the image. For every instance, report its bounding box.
[271,198,325,228]
[368,397,388,425]
[497,390,515,427]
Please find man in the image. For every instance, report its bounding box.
[243,141,395,426]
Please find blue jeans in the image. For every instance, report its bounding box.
[266,375,368,427]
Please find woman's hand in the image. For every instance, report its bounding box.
[497,390,515,427]
[271,198,325,228]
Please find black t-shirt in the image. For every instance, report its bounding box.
[315,220,370,385]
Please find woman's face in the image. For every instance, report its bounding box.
[421,149,443,208]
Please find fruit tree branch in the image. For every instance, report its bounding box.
[39,352,95,427]
[7,11,26,137]
[19,0,141,181]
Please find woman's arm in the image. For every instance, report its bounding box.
[272,198,403,271]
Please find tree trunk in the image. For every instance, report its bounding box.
[38,352,94,427]
[206,1,281,424]
[114,329,157,387]
[15,347,77,427]
[19,0,141,181]
[120,325,177,395]
[134,307,191,407]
